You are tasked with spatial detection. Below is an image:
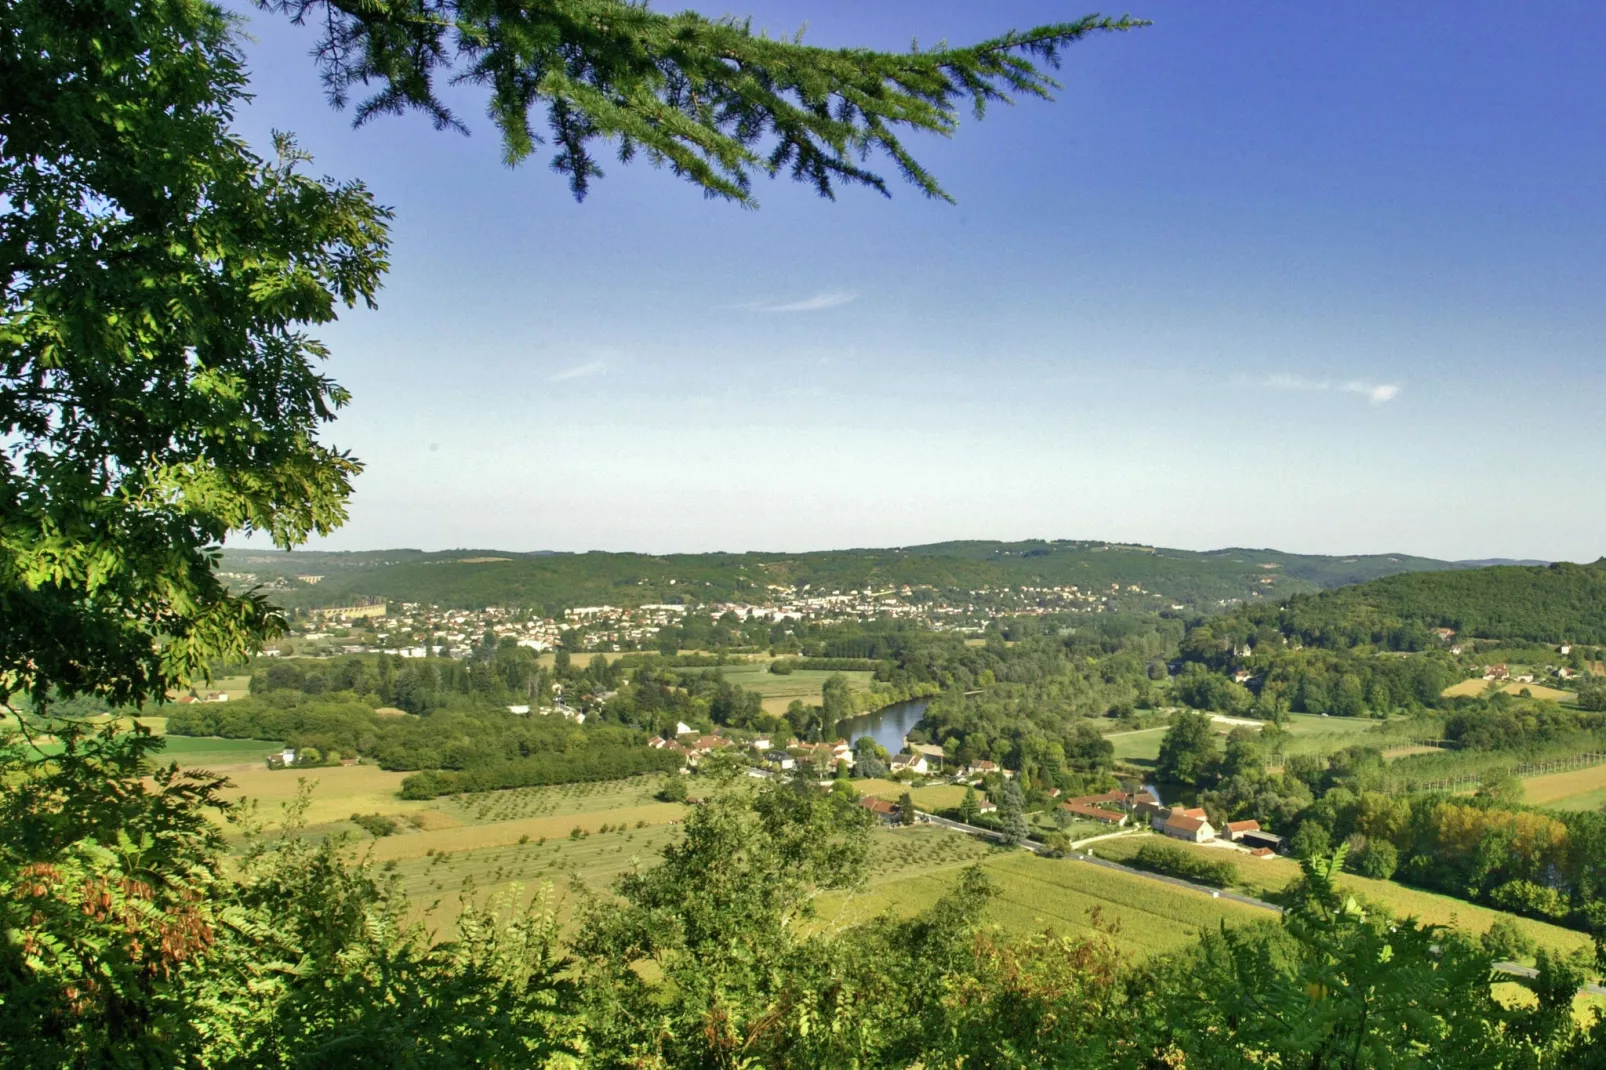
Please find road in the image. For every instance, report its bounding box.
[915,812,1606,998]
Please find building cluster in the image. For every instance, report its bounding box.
[275,579,1174,656]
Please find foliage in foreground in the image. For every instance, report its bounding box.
[3,725,1605,1067]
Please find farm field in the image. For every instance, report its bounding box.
[680,662,878,714]
[216,766,683,836]
[813,826,1267,959]
[217,764,425,831]
[1523,764,1606,811]
[29,727,280,770]
[1090,835,1597,966]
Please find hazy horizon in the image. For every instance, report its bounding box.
[228,533,1569,566]
[229,0,1606,564]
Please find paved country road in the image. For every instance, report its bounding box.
[916,812,1606,998]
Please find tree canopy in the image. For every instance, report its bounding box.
[265,0,1144,203]
[1,0,390,709]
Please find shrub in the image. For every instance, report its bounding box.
[1488,879,1568,921]
[1481,917,1536,962]
[350,812,398,837]
[1129,841,1237,888]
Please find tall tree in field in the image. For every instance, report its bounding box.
[1000,776,1030,846]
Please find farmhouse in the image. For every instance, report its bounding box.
[857,797,901,825]
[1155,806,1216,843]
[1223,819,1261,841]
[763,750,796,771]
[910,743,945,768]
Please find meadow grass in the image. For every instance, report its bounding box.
[151,735,282,768]
[383,820,686,930]
[220,764,425,830]
[1108,727,1167,766]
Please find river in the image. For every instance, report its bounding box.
[834,697,930,756]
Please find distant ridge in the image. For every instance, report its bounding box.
[1455,558,1550,568]
[219,539,1474,614]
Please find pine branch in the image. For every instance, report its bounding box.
[259,0,1148,203]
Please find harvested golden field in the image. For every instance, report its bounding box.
[1523,763,1606,811]
[1443,678,1498,699]
[1441,679,1576,702]
[220,764,422,829]
[1500,682,1577,702]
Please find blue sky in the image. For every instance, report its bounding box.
[228,1,1606,561]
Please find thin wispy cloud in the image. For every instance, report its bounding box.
[741,290,859,313]
[550,359,607,382]
[1266,374,1401,405]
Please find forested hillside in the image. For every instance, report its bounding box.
[224,540,1459,613]
[1199,560,1606,650]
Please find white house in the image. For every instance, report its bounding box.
[890,752,929,775]
[281,747,297,766]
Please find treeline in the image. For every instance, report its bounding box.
[245,648,547,715]
[1173,646,1462,720]
[398,746,682,799]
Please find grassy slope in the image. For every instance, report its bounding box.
[1090,835,1595,963]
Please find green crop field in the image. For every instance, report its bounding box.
[1091,835,1596,965]
[150,735,283,768]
